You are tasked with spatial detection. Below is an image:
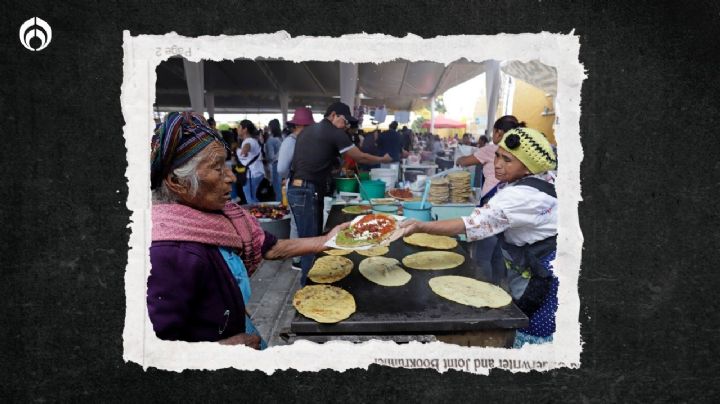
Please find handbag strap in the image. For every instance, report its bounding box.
[246,152,260,166]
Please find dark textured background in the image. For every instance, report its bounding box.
[2,0,720,401]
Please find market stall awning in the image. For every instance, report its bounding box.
[422,115,466,129]
[154,58,486,114]
[501,60,558,97]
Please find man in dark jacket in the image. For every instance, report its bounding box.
[287,102,391,284]
[376,120,403,163]
[401,125,413,153]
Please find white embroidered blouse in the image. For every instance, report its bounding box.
[461,173,558,246]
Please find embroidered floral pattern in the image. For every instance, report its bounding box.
[462,207,511,241]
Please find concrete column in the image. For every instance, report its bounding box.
[430,96,436,133]
[485,60,501,138]
[183,59,205,114]
[279,92,289,127]
[204,91,215,118]
[339,62,358,110]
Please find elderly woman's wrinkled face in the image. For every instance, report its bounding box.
[170,142,235,211]
[494,147,531,183]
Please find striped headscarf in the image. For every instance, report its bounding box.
[150,112,227,190]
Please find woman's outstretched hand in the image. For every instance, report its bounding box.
[399,219,424,237]
[324,221,351,243]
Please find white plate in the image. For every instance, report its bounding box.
[324,214,406,250]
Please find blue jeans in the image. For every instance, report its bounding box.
[243,174,263,204]
[271,161,282,202]
[230,182,239,201]
[287,182,322,285]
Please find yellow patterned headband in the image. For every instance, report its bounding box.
[499,127,557,174]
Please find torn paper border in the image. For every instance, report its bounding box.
[121,31,585,374]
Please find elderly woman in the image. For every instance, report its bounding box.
[148,112,347,348]
[401,127,558,348]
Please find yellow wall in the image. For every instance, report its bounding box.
[419,127,466,138]
[436,128,465,138]
[511,79,556,144]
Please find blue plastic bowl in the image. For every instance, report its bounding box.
[372,204,399,215]
[402,201,433,221]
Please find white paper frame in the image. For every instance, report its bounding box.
[121,31,585,374]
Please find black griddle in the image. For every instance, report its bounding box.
[292,210,528,334]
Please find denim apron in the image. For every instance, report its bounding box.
[489,177,558,342]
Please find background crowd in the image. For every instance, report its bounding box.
[211,113,495,206]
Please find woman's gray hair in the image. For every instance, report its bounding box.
[151,142,228,204]
[152,152,204,203]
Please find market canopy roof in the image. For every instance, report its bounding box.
[501,60,558,97]
[421,115,466,129]
[154,58,488,113]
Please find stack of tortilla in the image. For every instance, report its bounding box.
[447,171,472,203]
[428,178,449,204]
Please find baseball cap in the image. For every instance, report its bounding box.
[324,102,355,123]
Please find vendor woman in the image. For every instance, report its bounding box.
[400,127,558,347]
[148,112,348,349]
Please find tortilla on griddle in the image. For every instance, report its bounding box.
[402,251,465,270]
[355,246,389,257]
[292,285,356,323]
[370,198,395,205]
[429,276,511,308]
[358,257,411,287]
[308,256,354,283]
[403,233,458,250]
[324,249,354,256]
[342,205,372,214]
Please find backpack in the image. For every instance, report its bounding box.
[233,152,259,187]
[256,177,276,202]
